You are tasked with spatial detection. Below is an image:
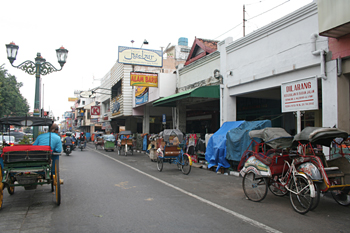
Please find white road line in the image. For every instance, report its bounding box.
[94,149,282,233]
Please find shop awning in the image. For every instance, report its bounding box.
[153,85,220,107]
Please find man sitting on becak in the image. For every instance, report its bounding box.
[33,123,62,188]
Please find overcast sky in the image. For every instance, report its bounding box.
[0,0,313,121]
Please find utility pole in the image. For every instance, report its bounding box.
[243,5,246,37]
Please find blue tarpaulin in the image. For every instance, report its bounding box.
[205,121,244,171]
[225,120,271,162]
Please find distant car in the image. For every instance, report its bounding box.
[0,135,16,146]
[3,131,25,144]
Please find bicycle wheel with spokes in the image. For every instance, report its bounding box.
[181,154,191,175]
[268,179,288,197]
[289,175,313,214]
[157,157,163,172]
[242,171,268,202]
[331,190,350,206]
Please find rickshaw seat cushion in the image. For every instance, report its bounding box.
[2,145,52,163]
[164,146,181,157]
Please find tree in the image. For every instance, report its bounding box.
[0,64,30,117]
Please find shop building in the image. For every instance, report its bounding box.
[218,2,343,135]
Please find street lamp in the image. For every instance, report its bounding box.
[5,42,68,140]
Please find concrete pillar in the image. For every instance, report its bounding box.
[322,60,338,128]
[176,101,186,133]
[143,105,150,134]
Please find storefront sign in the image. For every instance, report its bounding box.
[281,77,318,112]
[130,72,158,87]
[118,46,163,67]
[91,106,100,115]
[68,97,78,102]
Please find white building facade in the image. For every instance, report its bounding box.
[218,2,343,134]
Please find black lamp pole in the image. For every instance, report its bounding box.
[5,42,68,140]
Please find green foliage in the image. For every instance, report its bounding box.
[0,64,30,117]
[19,134,33,144]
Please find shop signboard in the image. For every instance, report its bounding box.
[281,77,318,112]
[130,72,158,87]
[118,46,163,67]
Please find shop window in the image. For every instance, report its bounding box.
[301,112,315,130]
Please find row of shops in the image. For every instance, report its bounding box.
[65,1,350,148]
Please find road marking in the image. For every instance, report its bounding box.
[94,149,282,233]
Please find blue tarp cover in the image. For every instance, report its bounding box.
[205,121,244,171]
[225,120,271,162]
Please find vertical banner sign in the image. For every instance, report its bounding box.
[135,87,149,105]
[162,114,166,124]
[281,77,318,112]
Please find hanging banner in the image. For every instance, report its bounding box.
[135,86,149,105]
[130,72,158,87]
[281,77,318,112]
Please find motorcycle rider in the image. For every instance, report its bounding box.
[63,132,73,152]
[78,132,86,148]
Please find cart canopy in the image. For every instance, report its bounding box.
[293,127,348,146]
[0,116,53,126]
[249,127,293,149]
[159,129,184,142]
[119,130,133,135]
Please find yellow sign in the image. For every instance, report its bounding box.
[118,46,163,67]
[130,72,158,87]
[68,97,78,102]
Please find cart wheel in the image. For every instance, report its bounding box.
[331,190,350,206]
[51,174,54,192]
[157,157,163,172]
[95,144,97,149]
[55,161,61,206]
[310,183,320,211]
[181,154,191,175]
[7,185,14,195]
[289,175,313,214]
[268,179,288,197]
[131,146,133,155]
[124,145,127,156]
[0,167,3,209]
[242,171,268,202]
[118,148,120,155]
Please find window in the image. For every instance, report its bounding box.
[112,81,122,99]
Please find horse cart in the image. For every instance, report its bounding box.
[0,116,61,209]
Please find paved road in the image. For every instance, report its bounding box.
[1,143,349,233]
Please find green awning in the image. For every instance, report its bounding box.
[153,85,220,107]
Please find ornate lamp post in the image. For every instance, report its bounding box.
[5,42,68,140]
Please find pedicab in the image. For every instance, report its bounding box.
[101,134,116,151]
[238,127,316,214]
[0,116,62,209]
[156,129,192,175]
[117,131,134,156]
[93,132,105,149]
[292,127,350,208]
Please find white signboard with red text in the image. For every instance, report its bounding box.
[281,77,318,112]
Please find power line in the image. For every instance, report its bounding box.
[214,0,291,40]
